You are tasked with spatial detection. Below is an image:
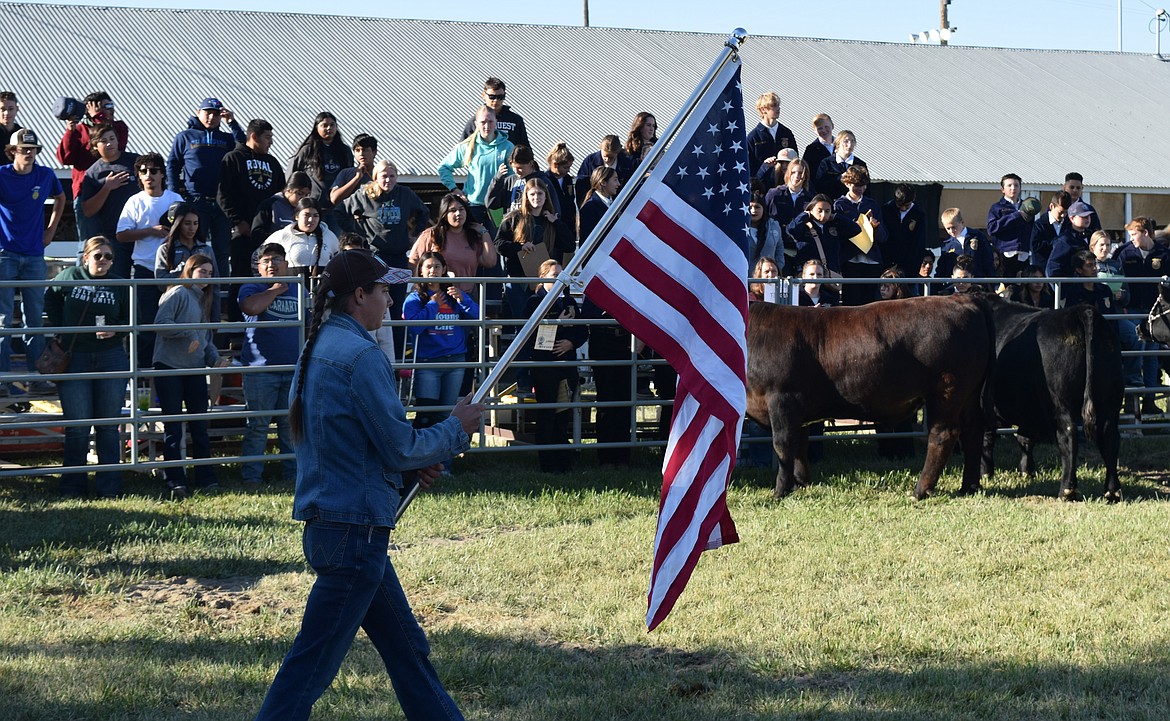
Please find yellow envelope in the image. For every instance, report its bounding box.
[850,213,875,254]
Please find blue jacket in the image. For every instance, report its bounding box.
[577,193,612,245]
[167,116,245,199]
[765,185,812,272]
[787,212,857,274]
[746,121,798,180]
[880,200,929,274]
[1116,242,1170,313]
[1045,227,1093,278]
[935,229,995,279]
[574,151,635,203]
[765,185,812,227]
[803,139,833,177]
[291,311,470,527]
[814,156,866,199]
[832,195,886,264]
[1029,212,1066,271]
[402,288,479,359]
[986,197,1033,255]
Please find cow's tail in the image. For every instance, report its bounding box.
[1081,307,1099,442]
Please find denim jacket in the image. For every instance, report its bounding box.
[291,311,470,527]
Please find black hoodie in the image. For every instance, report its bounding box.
[217,142,286,227]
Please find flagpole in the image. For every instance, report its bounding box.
[396,29,749,523]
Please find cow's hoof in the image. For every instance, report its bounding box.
[956,483,983,496]
[1103,489,1123,504]
[773,487,794,501]
[910,487,933,501]
[1058,489,1084,502]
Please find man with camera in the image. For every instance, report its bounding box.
[55,91,130,247]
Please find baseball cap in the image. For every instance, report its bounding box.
[161,201,195,228]
[776,148,799,162]
[12,129,41,150]
[52,96,85,121]
[199,97,224,111]
[320,250,411,298]
[1068,201,1093,218]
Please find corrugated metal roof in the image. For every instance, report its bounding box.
[4,3,1169,191]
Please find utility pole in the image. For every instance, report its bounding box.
[940,0,951,46]
[584,0,590,27]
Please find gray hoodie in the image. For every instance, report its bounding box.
[152,284,219,369]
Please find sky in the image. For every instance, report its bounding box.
[25,0,1170,53]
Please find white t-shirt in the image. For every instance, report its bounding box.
[117,189,184,269]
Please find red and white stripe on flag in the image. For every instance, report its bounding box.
[577,60,749,630]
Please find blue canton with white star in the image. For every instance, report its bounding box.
[662,65,750,259]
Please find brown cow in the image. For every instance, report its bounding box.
[746,295,995,499]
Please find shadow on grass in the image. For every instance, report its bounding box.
[0,626,1167,721]
[0,499,303,579]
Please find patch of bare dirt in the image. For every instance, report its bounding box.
[122,576,299,622]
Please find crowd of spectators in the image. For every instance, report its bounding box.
[1,77,1167,494]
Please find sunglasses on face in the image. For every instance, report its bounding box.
[486,93,505,100]
[16,147,38,155]
[91,252,114,261]
[137,167,162,175]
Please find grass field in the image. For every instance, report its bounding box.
[1,436,1169,720]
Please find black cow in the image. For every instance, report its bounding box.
[746,295,995,500]
[981,295,1123,502]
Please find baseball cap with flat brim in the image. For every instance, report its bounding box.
[11,129,42,150]
[320,250,411,298]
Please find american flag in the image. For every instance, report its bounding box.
[577,61,749,630]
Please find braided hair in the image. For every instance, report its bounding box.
[288,278,377,443]
[289,288,329,443]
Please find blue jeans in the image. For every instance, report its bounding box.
[254,520,465,721]
[154,365,216,486]
[412,353,465,470]
[58,347,129,496]
[413,354,465,408]
[240,370,296,483]
[0,249,47,374]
